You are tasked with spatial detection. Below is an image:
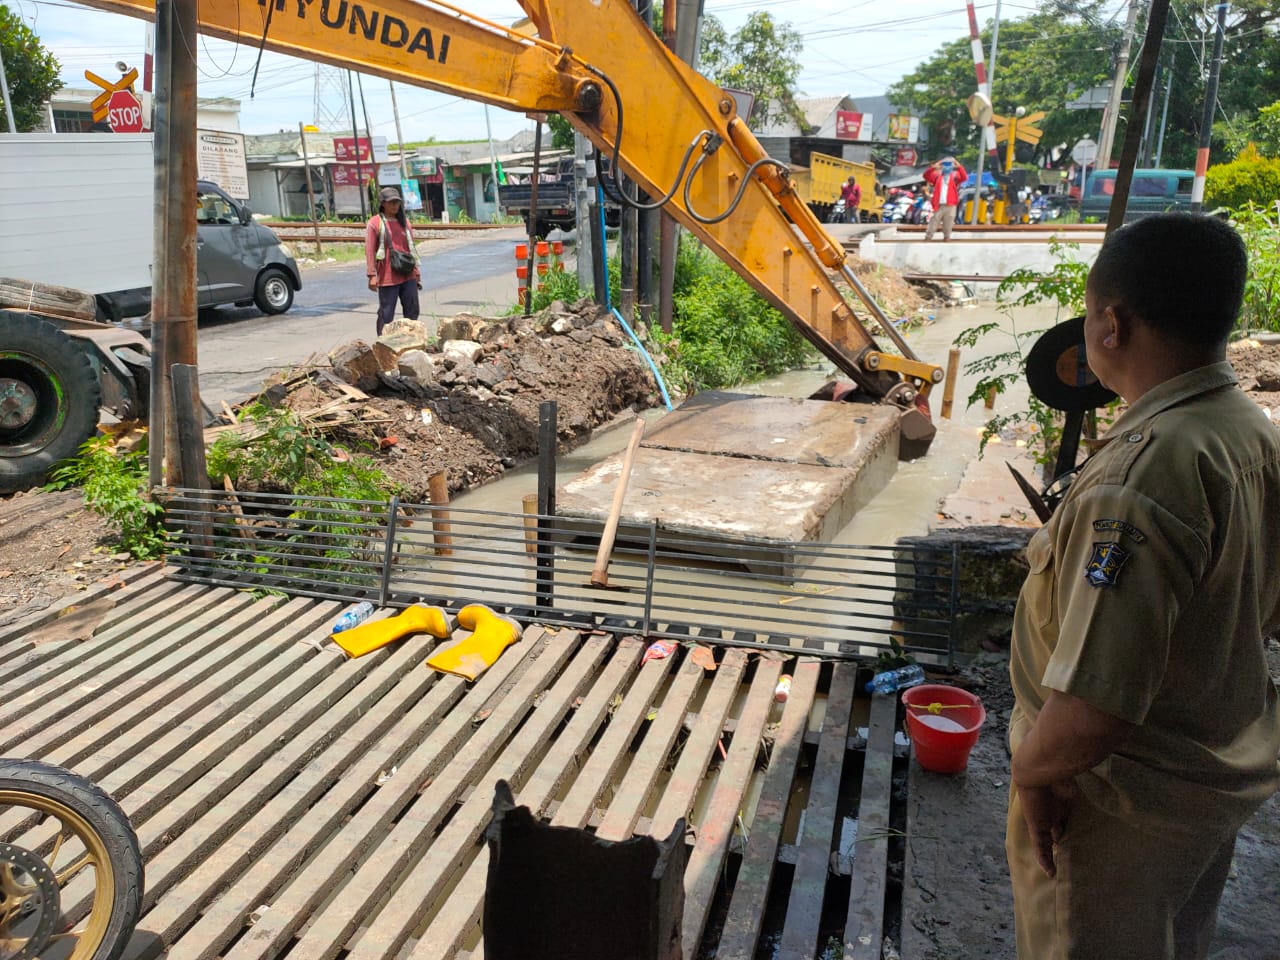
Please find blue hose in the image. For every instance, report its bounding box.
[596,181,674,412]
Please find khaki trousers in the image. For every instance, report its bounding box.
[1006,786,1236,960]
[925,204,957,240]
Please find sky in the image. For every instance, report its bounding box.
[10,0,1107,144]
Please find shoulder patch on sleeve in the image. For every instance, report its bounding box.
[1091,518,1147,543]
[1085,541,1131,588]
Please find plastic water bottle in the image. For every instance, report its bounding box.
[865,664,925,695]
[332,602,374,634]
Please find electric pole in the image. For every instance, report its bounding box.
[1191,2,1229,212]
[1096,0,1141,173]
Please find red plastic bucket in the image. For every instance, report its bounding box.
[515,242,529,260]
[902,684,985,774]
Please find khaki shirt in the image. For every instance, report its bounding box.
[1010,362,1280,833]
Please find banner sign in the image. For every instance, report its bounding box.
[330,162,376,187]
[197,130,250,199]
[407,156,438,176]
[333,136,389,163]
[835,111,872,141]
[888,115,921,142]
[895,147,919,166]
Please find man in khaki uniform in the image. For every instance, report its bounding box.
[1006,213,1280,959]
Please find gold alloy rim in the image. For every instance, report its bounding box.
[0,789,118,960]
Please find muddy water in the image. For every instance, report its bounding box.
[453,301,1053,547]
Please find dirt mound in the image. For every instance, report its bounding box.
[1229,336,1280,418]
[228,300,661,501]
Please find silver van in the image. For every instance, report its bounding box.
[195,180,301,315]
[1080,169,1195,223]
[96,181,301,321]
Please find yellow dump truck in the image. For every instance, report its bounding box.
[791,153,884,223]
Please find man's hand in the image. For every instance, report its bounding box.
[1017,780,1078,878]
[368,276,377,291]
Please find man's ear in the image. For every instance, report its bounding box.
[1102,303,1131,348]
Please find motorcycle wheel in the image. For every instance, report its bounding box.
[0,759,143,960]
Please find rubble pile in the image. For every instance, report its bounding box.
[216,300,661,501]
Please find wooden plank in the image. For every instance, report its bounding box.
[0,561,160,653]
[90,602,344,816]
[130,643,447,956]
[16,591,269,760]
[412,639,647,960]
[348,634,620,960]
[0,578,202,715]
[62,632,440,921]
[148,630,521,960]
[682,656,784,957]
[716,658,823,960]
[649,647,750,840]
[776,661,859,960]
[843,691,897,960]
[222,628,576,960]
[550,650,677,830]
[596,653,705,841]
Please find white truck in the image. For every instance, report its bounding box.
[0,134,302,491]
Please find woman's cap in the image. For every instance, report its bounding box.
[379,187,402,203]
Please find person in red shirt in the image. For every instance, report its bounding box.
[922,157,968,241]
[365,187,422,335]
[839,176,862,223]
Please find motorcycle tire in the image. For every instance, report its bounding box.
[0,758,143,960]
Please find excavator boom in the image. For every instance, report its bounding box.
[75,0,941,419]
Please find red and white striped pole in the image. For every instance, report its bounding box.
[1191,1,1228,212]
[966,0,1002,223]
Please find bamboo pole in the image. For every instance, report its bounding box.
[941,348,961,419]
[428,470,453,556]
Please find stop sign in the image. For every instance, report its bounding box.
[107,89,144,133]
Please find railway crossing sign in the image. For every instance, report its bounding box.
[85,68,140,124]
[107,89,144,133]
[992,110,1046,147]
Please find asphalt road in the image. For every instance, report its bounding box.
[196,226,554,406]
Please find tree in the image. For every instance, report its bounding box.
[545,112,574,151]
[0,4,62,132]
[887,4,1118,167]
[698,12,803,128]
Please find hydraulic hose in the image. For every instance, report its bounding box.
[596,180,674,412]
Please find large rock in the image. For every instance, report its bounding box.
[382,318,430,344]
[328,340,382,390]
[398,349,436,382]
[438,314,490,342]
[442,339,483,366]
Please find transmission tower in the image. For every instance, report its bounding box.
[313,65,352,131]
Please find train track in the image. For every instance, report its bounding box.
[265,221,513,245]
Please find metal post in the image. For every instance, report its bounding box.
[347,71,366,221]
[1154,49,1175,168]
[1107,0,1171,233]
[620,175,637,321]
[0,44,17,133]
[299,123,322,254]
[378,495,400,606]
[574,133,594,293]
[1191,2,1229,212]
[641,518,658,637]
[484,105,501,222]
[1096,0,1141,174]
[536,400,558,612]
[151,0,199,487]
[525,119,543,316]
[587,150,607,303]
[388,81,408,179]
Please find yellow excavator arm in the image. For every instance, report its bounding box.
[77,0,942,427]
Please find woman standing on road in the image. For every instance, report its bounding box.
[365,187,421,335]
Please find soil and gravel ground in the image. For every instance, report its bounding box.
[4,298,1279,956]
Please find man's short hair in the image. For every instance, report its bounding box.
[1089,212,1247,347]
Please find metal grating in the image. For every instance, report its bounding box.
[165,488,957,661]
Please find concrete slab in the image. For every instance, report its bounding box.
[557,394,901,575]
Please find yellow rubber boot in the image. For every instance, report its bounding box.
[332,605,455,658]
[424,604,523,681]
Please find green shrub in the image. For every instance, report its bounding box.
[507,256,586,314]
[656,238,812,392]
[1231,204,1280,334]
[1205,145,1280,212]
[49,437,167,559]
